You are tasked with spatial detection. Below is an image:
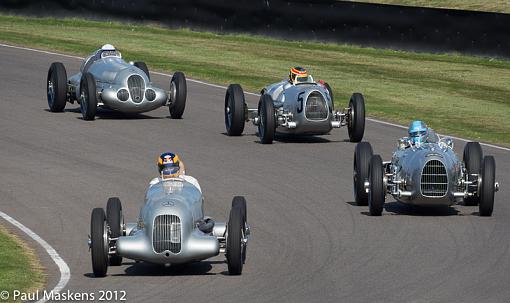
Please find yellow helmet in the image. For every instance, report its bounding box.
[289,66,309,84]
[157,152,182,179]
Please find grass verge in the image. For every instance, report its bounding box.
[0,14,509,146]
[0,224,45,302]
[347,0,510,14]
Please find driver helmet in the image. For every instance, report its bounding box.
[408,120,428,145]
[158,152,182,179]
[99,44,121,58]
[289,66,309,84]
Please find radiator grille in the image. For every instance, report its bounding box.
[153,215,181,254]
[127,74,145,103]
[421,160,448,197]
[305,92,328,120]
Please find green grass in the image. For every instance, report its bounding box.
[347,0,510,13]
[0,15,509,146]
[0,225,44,302]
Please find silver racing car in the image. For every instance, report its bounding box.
[88,179,249,276]
[353,121,499,216]
[47,44,187,120]
[224,67,365,144]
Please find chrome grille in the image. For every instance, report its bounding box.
[127,74,145,103]
[305,92,328,120]
[153,215,181,254]
[421,160,448,197]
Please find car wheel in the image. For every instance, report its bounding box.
[232,196,248,262]
[348,93,365,142]
[479,156,496,217]
[354,142,373,206]
[323,82,334,111]
[80,72,97,121]
[368,155,385,216]
[227,203,247,275]
[91,208,108,277]
[225,84,246,136]
[463,142,483,206]
[134,61,150,81]
[258,94,275,144]
[106,197,123,266]
[169,71,187,119]
[47,62,67,112]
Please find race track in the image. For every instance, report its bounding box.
[0,45,509,303]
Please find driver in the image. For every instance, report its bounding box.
[149,152,201,192]
[407,120,439,145]
[82,44,121,72]
[289,66,310,85]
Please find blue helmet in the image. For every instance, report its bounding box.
[408,120,428,145]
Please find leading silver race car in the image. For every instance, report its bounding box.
[224,67,365,144]
[353,128,499,216]
[47,44,187,120]
[88,179,249,276]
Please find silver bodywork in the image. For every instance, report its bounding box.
[112,179,235,265]
[249,79,347,135]
[68,54,168,113]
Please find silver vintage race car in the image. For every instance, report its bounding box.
[224,67,365,144]
[88,179,249,276]
[46,44,187,120]
[353,121,499,216]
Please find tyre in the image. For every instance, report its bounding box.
[354,142,373,206]
[232,196,247,262]
[227,204,246,275]
[80,72,97,121]
[47,62,67,112]
[225,84,246,136]
[323,82,334,111]
[134,61,150,81]
[91,208,108,277]
[348,93,365,142]
[368,155,385,216]
[106,197,123,266]
[258,94,275,144]
[169,71,187,119]
[463,142,483,206]
[479,156,496,217]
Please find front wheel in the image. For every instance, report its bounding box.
[80,72,97,121]
[106,198,123,266]
[91,208,108,277]
[368,155,385,216]
[354,142,373,206]
[227,202,247,275]
[169,71,187,119]
[347,93,365,142]
[225,84,246,136]
[258,94,275,144]
[47,62,68,112]
[479,156,496,217]
[463,142,483,206]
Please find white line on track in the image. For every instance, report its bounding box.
[0,211,70,303]
[1,42,509,154]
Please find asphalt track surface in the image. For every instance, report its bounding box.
[0,45,509,303]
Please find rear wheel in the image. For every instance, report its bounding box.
[134,61,150,80]
[225,84,246,136]
[106,198,123,266]
[47,62,67,112]
[479,156,496,217]
[354,142,373,206]
[348,93,365,142]
[80,72,97,121]
[258,94,275,144]
[169,71,187,119]
[463,142,483,206]
[91,208,108,277]
[227,204,246,275]
[368,155,385,216]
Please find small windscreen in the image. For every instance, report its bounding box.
[296,76,309,83]
[101,50,121,58]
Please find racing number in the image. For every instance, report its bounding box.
[297,92,305,113]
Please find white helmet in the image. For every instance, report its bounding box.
[101,44,116,51]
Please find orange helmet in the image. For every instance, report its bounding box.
[157,152,182,179]
[289,66,308,84]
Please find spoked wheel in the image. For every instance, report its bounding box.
[225,84,246,136]
[47,62,67,112]
[106,197,123,266]
[347,93,365,142]
[90,208,108,277]
[463,142,483,206]
[134,61,150,81]
[258,94,275,144]
[354,142,373,206]
[80,72,97,121]
[368,155,385,216]
[169,71,187,119]
[227,197,248,275]
[479,156,496,217]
